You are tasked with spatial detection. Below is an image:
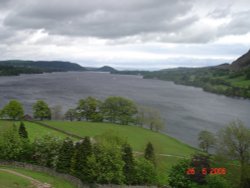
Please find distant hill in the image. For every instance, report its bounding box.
[97,66,117,72]
[0,60,86,72]
[230,49,250,71]
[85,66,117,72]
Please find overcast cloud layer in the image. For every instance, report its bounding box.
[0,0,249,69]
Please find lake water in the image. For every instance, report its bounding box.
[1,71,250,147]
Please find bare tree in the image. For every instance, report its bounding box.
[217,120,250,188]
[137,105,165,132]
[198,130,216,153]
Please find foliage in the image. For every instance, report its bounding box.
[204,175,231,188]
[122,143,135,184]
[64,108,77,121]
[32,100,51,120]
[198,130,216,153]
[102,96,137,125]
[133,158,157,185]
[0,125,24,160]
[1,100,24,120]
[18,121,28,139]
[92,142,125,184]
[168,159,197,188]
[76,97,103,122]
[56,138,74,173]
[71,137,93,182]
[137,105,164,131]
[189,153,210,185]
[51,105,63,120]
[217,120,250,188]
[144,142,156,166]
[32,134,62,168]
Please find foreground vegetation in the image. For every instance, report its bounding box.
[1,98,249,187]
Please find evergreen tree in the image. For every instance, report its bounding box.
[71,137,93,182]
[122,143,135,184]
[56,138,74,173]
[18,121,28,139]
[144,142,156,166]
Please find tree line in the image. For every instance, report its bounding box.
[0,97,165,132]
[0,122,157,185]
[168,120,250,188]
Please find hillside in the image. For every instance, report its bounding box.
[115,49,250,99]
[230,49,250,71]
[85,66,117,72]
[0,120,197,185]
[0,60,86,76]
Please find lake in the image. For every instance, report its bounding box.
[1,71,250,147]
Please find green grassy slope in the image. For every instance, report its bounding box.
[1,120,198,185]
[43,121,197,156]
[0,120,70,141]
[0,170,33,188]
[43,121,198,185]
[0,167,76,188]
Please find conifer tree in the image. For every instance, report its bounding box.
[71,137,93,182]
[18,121,28,139]
[144,142,156,166]
[122,143,135,184]
[56,138,74,173]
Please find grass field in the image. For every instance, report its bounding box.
[0,167,76,188]
[42,121,198,185]
[0,170,34,188]
[0,120,70,141]
[43,121,197,156]
[0,120,198,185]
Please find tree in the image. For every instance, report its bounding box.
[51,105,62,120]
[71,137,93,182]
[198,130,216,153]
[133,158,157,185]
[144,142,156,166]
[168,159,198,188]
[93,143,125,184]
[217,120,250,188]
[205,175,230,188]
[18,121,28,139]
[122,143,135,184]
[32,100,51,120]
[102,96,137,125]
[33,135,62,168]
[1,100,24,120]
[82,97,103,122]
[75,99,85,120]
[137,106,164,132]
[0,125,24,160]
[64,108,77,121]
[189,153,210,185]
[56,138,74,173]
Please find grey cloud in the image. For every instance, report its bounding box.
[3,0,196,40]
[219,10,250,35]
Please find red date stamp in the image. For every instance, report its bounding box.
[186,168,226,175]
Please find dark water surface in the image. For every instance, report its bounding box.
[1,72,250,147]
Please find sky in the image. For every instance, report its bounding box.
[0,0,250,70]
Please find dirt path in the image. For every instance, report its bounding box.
[133,151,187,158]
[0,168,52,188]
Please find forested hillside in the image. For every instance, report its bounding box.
[0,60,86,76]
